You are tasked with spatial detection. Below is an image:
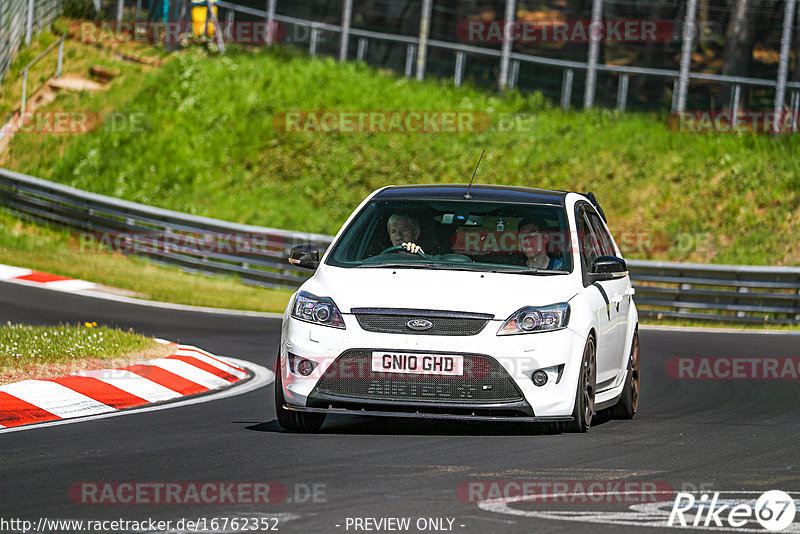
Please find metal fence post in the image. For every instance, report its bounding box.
[561,69,573,110]
[583,0,603,109]
[498,0,516,91]
[405,44,416,78]
[266,0,276,45]
[454,51,465,87]
[206,0,225,53]
[676,0,698,112]
[21,70,28,111]
[25,0,34,46]
[339,0,352,62]
[731,84,740,125]
[225,9,234,41]
[56,39,63,78]
[309,24,318,56]
[117,0,124,22]
[616,73,629,111]
[773,0,797,133]
[357,37,367,61]
[509,60,520,89]
[416,0,432,81]
[671,79,679,112]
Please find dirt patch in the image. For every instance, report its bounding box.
[48,73,105,92]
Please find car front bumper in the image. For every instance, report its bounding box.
[279,314,588,419]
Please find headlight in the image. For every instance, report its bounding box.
[497,303,570,335]
[291,291,346,329]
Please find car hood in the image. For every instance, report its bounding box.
[302,265,579,319]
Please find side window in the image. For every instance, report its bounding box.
[586,211,617,257]
[576,206,601,272]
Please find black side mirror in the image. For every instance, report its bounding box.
[590,255,627,282]
[289,244,319,270]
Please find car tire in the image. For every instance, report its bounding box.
[610,328,639,420]
[274,357,326,432]
[563,335,596,433]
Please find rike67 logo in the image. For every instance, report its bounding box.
[669,491,797,531]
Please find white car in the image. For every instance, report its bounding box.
[275,184,640,432]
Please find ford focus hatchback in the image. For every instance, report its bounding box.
[275,185,640,432]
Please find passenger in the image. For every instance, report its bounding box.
[518,217,563,270]
[387,212,424,254]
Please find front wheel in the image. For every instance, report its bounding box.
[563,335,596,433]
[610,329,639,420]
[274,357,326,432]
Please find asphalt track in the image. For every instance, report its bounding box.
[1,281,799,533]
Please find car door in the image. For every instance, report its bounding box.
[576,204,619,388]
[585,208,630,385]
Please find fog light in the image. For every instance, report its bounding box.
[532,370,548,386]
[297,359,316,376]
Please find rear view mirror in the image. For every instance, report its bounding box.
[442,213,483,226]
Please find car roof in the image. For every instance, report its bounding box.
[373,184,571,206]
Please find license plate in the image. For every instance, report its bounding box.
[371,352,464,376]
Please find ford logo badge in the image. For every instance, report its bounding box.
[407,319,433,331]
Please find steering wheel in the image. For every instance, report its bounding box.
[379,245,427,256]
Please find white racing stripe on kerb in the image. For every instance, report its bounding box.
[45,279,96,291]
[0,265,32,279]
[80,369,183,403]
[174,349,248,379]
[0,381,116,418]
[177,346,247,373]
[151,359,231,389]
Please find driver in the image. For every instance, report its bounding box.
[387,212,424,254]
[518,217,563,270]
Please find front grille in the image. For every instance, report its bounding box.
[352,308,492,336]
[310,349,523,403]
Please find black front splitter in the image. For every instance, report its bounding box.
[284,404,573,423]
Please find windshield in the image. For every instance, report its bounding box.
[326,198,573,273]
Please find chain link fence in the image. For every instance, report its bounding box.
[8,0,800,116]
[194,0,800,118]
[0,0,63,82]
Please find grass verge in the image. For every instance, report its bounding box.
[0,322,173,384]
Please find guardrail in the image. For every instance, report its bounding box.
[1,168,798,325]
[0,168,333,289]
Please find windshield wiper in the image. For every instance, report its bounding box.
[358,263,435,269]
[493,268,567,275]
[357,263,566,275]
